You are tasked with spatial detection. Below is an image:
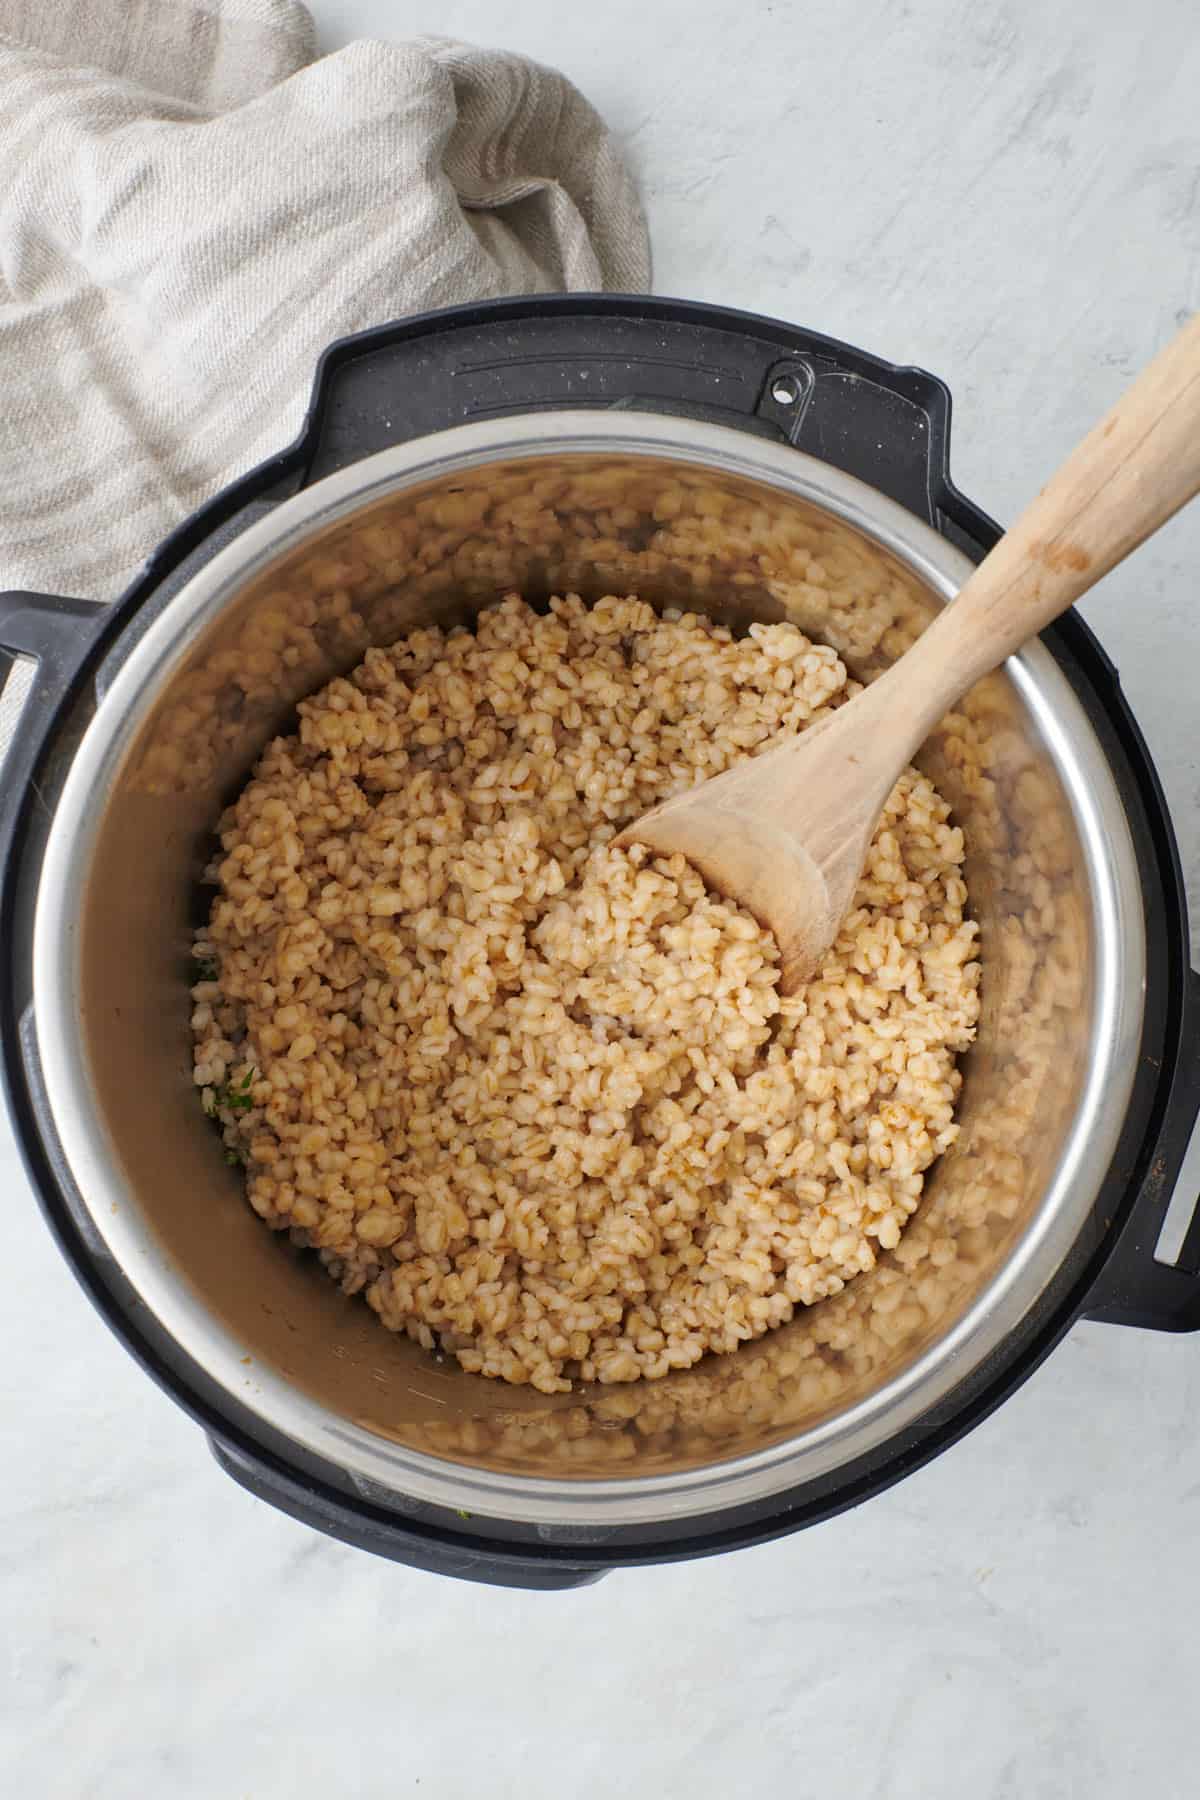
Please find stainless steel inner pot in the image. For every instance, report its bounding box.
[32,413,1145,1527]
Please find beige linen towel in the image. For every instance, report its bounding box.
[0,0,649,618]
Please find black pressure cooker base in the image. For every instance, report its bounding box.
[2,294,1198,1589]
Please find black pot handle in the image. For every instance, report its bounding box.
[0,591,107,877]
[294,295,964,534]
[209,1437,607,1590]
[1085,966,1200,1332]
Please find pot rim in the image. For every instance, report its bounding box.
[30,410,1146,1526]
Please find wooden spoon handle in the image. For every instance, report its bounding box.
[897,311,1200,741]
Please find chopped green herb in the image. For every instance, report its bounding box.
[224,1146,246,1167]
[211,1067,259,1114]
[455,1508,471,1521]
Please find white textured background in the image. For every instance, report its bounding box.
[3,2,1199,1795]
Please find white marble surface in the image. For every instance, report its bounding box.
[4,1,1200,1794]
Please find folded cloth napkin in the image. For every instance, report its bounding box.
[0,0,650,613]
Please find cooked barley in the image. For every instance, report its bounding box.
[193,594,979,1392]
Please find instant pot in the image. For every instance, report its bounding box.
[3,295,1198,1589]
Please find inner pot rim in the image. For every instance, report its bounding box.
[31,411,1146,1526]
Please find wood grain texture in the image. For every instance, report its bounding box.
[620,313,1200,989]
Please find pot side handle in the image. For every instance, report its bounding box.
[1084,966,1200,1332]
[208,1436,608,1590]
[0,592,108,882]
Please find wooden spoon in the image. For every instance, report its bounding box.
[616,312,1200,992]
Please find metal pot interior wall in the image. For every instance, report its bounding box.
[45,438,1134,1501]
